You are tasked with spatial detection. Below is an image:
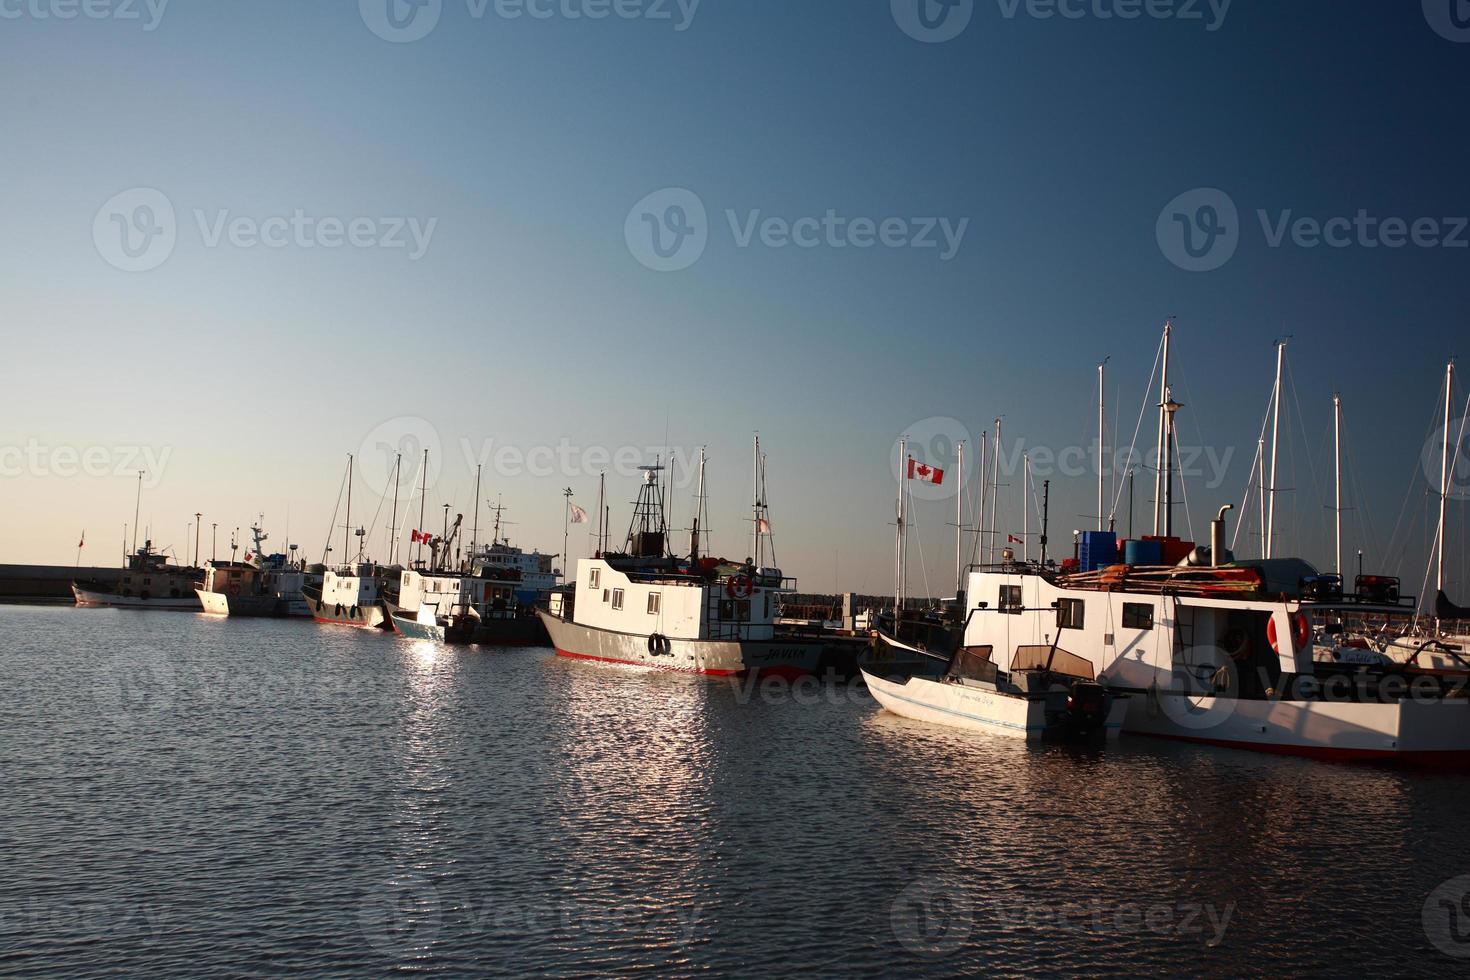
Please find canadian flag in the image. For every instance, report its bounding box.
[411,529,427,544]
[906,457,945,485]
[1008,534,1023,545]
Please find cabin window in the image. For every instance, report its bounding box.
[143,577,152,586]
[602,588,609,603]
[647,592,660,615]
[611,588,624,611]
[1123,602,1154,630]
[589,568,600,589]
[1057,598,1085,630]
[999,585,1022,614]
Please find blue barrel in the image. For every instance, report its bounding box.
[1125,538,1162,566]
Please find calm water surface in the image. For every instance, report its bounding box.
[3,606,1469,977]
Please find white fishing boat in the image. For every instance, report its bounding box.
[539,445,831,678]
[72,540,202,611]
[196,526,315,617]
[301,455,390,629]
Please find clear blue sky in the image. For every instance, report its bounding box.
[2,1,1467,599]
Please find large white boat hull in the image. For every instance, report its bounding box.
[538,610,826,678]
[1124,688,1470,765]
[72,584,201,611]
[863,669,1126,741]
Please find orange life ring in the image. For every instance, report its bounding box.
[726,575,753,599]
[1267,612,1312,654]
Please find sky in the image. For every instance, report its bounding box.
[2,1,1468,602]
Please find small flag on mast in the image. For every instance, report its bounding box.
[569,503,589,524]
[756,518,771,534]
[906,457,945,485]
[78,531,85,549]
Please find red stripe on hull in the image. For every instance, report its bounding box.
[1134,730,1470,768]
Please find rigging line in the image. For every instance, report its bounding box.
[320,461,348,565]
[1383,372,1450,581]
[1231,390,1275,551]
[1108,329,1165,523]
[1172,421,1197,542]
[909,488,934,602]
[1285,355,1326,562]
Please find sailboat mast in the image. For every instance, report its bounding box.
[472,463,482,559]
[1257,436,1267,559]
[389,453,402,565]
[1097,359,1106,532]
[343,454,354,567]
[1266,340,1286,559]
[1438,360,1454,628]
[1153,320,1172,536]
[1023,452,1031,563]
[1333,393,1343,579]
[895,436,906,615]
[955,440,964,596]
[597,471,606,556]
[751,434,761,565]
[416,449,428,567]
[691,447,706,561]
[132,470,143,554]
[989,418,1002,565]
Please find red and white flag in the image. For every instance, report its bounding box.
[569,503,589,524]
[78,531,85,549]
[906,457,945,485]
[1008,534,1023,545]
[410,529,426,544]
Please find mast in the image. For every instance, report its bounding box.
[976,431,988,566]
[1153,319,1172,536]
[1438,360,1455,629]
[989,418,1002,565]
[132,470,143,554]
[1023,455,1034,564]
[596,471,606,556]
[895,436,906,615]
[1266,339,1286,559]
[415,449,428,567]
[1162,390,1182,539]
[472,463,482,559]
[690,448,707,561]
[752,434,761,565]
[1040,480,1051,566]
[1257,436,1267,559]
[954,440,964,596]
[1097,358,1107,532]
[1333,393,1343,579]
[389,453,403,565]
[343,454,353,568]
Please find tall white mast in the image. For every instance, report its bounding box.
[1023,452,1031,563]
[976,431,988,566]
[955,440,965,597]
[1333,392,1343,579]
[691,446,707,561]
[1438,360,1454,629]
[752,433,761,565]
[1097,359,1107,532]
[895,436,906,615]
[1153,320,1172,536]
[989,418,1002,565]
[1257,436,1267,559]
[1266,340,1286,560]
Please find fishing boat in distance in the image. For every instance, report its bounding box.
[302,455,391,629]
[539,446,833,678]
[72,539,203,611]
[196,526,317,617]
